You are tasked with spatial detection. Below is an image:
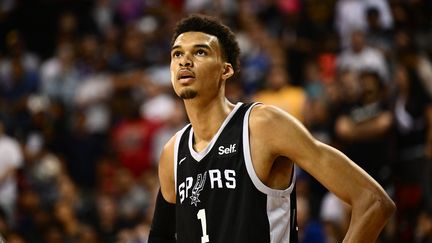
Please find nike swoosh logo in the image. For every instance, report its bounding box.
[179,157,187,165]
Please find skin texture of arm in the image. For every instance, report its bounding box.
[158,136,176,204]
[249,104,395,243]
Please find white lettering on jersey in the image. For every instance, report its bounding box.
[178,169,237,204]
[179,182,185,203]
[185,177,193,200]
[209,169,222,189]
[218,144,237,155]
[180,177,193,203]
[224,170,236,189]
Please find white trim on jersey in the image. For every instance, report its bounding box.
[188,102,243,162]
[242,103,296,196]
[174,124,192,194]
[242,103,296,243]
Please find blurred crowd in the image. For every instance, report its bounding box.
[0,0,431,242]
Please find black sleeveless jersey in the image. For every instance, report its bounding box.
[174,102,298,243]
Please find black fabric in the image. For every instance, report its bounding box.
[175,103,297,243]
[175,103,270,243]
[148,190,176,243]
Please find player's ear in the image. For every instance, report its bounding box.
[222,63,234,80]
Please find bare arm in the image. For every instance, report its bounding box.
[158,136,176,203]
[250,105,395,243]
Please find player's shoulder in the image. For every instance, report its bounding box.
[248,103,304,143]
[249,103,295,127]
[162,135,176,155]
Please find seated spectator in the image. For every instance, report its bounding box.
[391,64,432,242]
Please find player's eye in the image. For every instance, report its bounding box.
[172,51,182,58]
[196,49,207,56]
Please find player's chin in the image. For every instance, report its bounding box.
[179,88,198,99]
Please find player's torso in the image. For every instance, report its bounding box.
[174,102,297,243]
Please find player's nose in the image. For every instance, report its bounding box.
[179,53,193,67]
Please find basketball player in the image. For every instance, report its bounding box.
[148,15,395,243]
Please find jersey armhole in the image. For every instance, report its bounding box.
[242,103,296,197]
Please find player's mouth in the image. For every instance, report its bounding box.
[177,69,196,84]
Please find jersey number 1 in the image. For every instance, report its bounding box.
[197,209,210,243]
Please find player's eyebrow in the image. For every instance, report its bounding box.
[193,44,212,50]
[171,44,212,51]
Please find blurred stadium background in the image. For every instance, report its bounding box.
[0,0,431,242]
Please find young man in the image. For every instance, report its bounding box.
[149,15,395,243]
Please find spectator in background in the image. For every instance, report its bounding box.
[0,56,39,102]
[320,192,349,243]
[0,120,23,226]
[62,110,105,190]
[0,31,40,137]
[4,232,24,243]
[52,200,82,242]
[0,57,39,137]
[335,70,392,186]
[253,64,307,121]
[391,64,432,243]
[0,30,40,82]
[76,33,104,78]
[92,0,115,35]
[335,0,393,49]
[152,99,187,166]
[40,41,80,108]
[114,168,149,227]
[23,134,62,209]
[236,30,271,95]
[56,12,79,46]
[415,207,432,243]
[111,92,161,178]
[364,6,393,57]
[107,23,146,73]
[139,81,176,123]
[397,44,432,98]
[297,194,326,243]
[76,224,99,243]
[92,194,122,243]
[337,29,389,82]
[0,207,9,239]
[115,0,145,26]
[303,58,336,145]
[303,59,325,100]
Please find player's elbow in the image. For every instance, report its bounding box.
[366,190,396,222]
[379,195,395,214]
[378,194,396,219]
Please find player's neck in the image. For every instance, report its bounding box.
[184,97,234,143]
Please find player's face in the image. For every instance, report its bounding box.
[170,31,233,100]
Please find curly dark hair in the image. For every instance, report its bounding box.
[171,14,241,75]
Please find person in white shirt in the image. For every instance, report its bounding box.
[337,29,389,82]
[0,120,23,225]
